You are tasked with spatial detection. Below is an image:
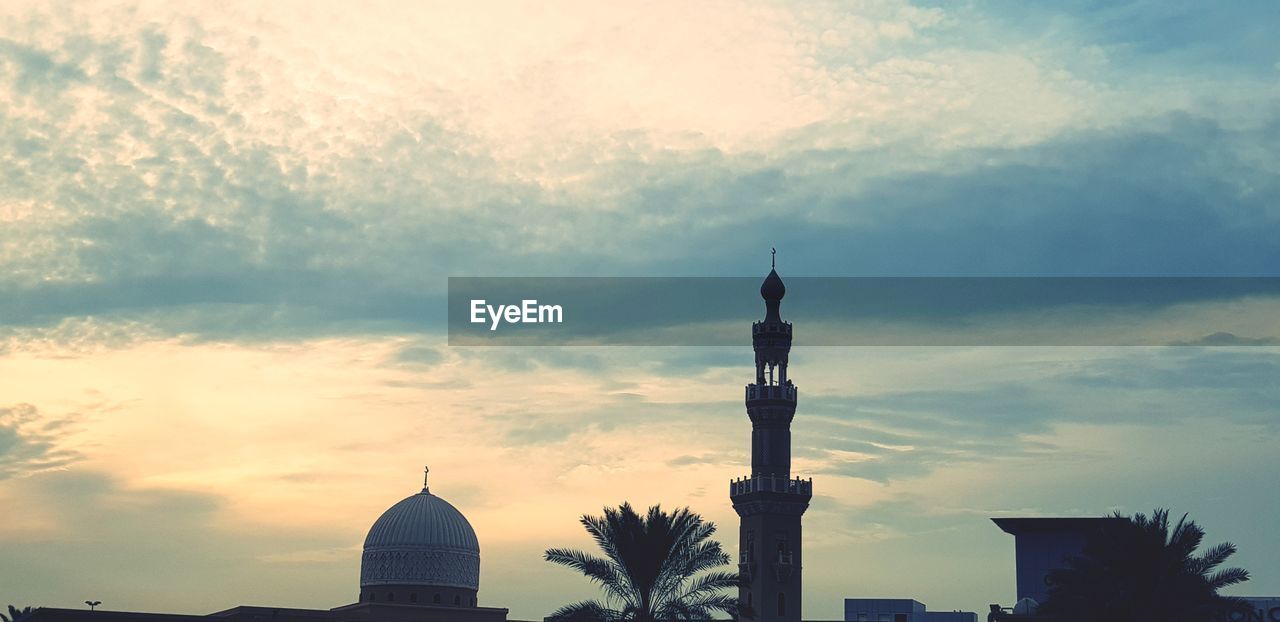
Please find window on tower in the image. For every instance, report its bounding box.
[777,592,785,616]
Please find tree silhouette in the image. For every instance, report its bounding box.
[2,606,37,622]
[544,502,738,621]
[1038,508,1251,622]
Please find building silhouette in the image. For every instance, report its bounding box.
[990,517,1125,610]
[731,260,813,622]
[26,470,508,622]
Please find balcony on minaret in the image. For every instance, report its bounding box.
[751,319,792,335]
[745,383,797,402]
[728,474,813,498]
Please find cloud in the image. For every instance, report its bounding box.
[0,2,1269,342]
[0,468,360,612]
[3,112,1278,344]
[666,454,724,467]
[1169,331,1280,346]
[976,1,1280,72]
[792,347,1280,483]
[0,2,1275,347]
[0,404,81,479]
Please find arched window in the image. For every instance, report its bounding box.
[410,593,417,603]
[777,592,785,616]
[433,594,441,604]
[747,592,753,609]
[454,595,461,606]
[369,592,375,602]
[387,592,394,602]
[471,597,476,607]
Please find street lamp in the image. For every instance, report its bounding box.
[84,602,101,612]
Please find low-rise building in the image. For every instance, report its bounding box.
[844,598,976,622]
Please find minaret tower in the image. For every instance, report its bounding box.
[731,250,812,622]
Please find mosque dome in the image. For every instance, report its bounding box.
[360,470,480,593]
[760,268,786,302]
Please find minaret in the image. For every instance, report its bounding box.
[731,251,812,622]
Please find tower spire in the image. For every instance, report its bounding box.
[422,465,430,493]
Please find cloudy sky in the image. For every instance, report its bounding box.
[2,0,1279,618]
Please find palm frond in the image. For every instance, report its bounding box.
[3,606,36,622]
[1041,507,1253,622]
[547,502,736,622]
[671,570,739,602]
[1194,541,1238,574]
[1207,566,1251,590]
[658,593,738,620]
[546,600,621,622]
[546,548,629,594]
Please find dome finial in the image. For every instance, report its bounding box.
[771,246,776,269]
[422,465,430,493]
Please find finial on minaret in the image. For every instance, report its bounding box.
[422,465,430,493]
[772,247,776,269]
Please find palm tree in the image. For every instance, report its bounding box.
[1038,508,1251,622]
[2,606,37,622]
[544,502,738,621]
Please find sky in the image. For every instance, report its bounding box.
[1,0,1279,618]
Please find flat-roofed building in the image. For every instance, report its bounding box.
[844,598,976,622]
[990,517,1125,607]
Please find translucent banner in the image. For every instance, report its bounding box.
[447,277,1280,346]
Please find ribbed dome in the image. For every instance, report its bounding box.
[364,492,480,551]
[360,486,481,590]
